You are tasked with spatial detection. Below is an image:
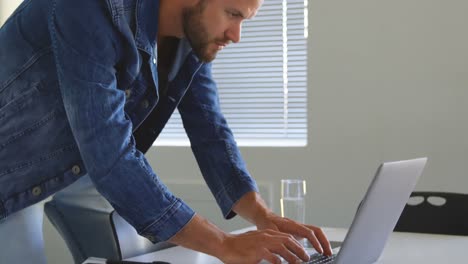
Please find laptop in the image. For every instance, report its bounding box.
[301,157,428,264]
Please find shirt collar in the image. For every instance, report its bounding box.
[134,0,160,55]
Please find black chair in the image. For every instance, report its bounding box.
[394,192,468,236]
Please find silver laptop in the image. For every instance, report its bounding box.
[304,157,428,264]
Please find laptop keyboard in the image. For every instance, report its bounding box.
[305,253,337,264]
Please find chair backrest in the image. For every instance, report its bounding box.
[44,197,119,264]
[110,211,175,259]
[394,192,468,236]
[45,196,174,263]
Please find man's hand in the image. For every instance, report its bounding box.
[255,211,333,256]
[218,229,310,264]
[169,214,311,264]
[169,191,332,264]
[233,192,333,257]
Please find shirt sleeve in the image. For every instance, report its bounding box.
[48,0,194,242]
[178,61,259,219]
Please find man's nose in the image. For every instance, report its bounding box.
[225,22,242,43]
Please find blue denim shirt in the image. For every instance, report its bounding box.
[0,0,258,242]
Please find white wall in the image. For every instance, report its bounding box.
[2,0,467,263]
[0,0,20,24]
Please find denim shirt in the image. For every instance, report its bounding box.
[0,0,258,242]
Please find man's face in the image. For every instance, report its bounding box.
[182,0,263,62]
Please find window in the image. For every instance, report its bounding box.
[156,0,308,147]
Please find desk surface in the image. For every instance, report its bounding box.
[126,227,468,263]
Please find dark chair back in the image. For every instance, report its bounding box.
[394,192,468,236]
[45,194,174,263]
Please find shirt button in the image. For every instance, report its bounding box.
[72,165,81,175]
[141,100,149,109]
[153,57,157,65]
[32,186,42,196]
[124,89,131,99]
[144,234,155,241]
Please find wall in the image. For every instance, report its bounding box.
[1,0,467,263]
[0,0,19,24]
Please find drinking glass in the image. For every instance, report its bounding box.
[280,179,306,223]
[280,179,307,246]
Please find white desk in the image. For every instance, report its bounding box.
[125,227,468,263]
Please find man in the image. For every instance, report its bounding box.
[0,0,332,263]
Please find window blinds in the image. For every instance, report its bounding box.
[156,0,308,147]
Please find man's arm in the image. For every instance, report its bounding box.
[177,61,260,220]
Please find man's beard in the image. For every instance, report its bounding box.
[182,1,219,62]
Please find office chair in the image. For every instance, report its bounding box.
[394,192,468,236]
[44,177,174,264]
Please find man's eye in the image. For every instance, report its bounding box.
[227,11,241,18]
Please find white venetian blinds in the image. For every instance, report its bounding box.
[156,0,308,147]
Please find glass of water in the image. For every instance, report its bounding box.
[281,179,307,245]
[280,179,306,223]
